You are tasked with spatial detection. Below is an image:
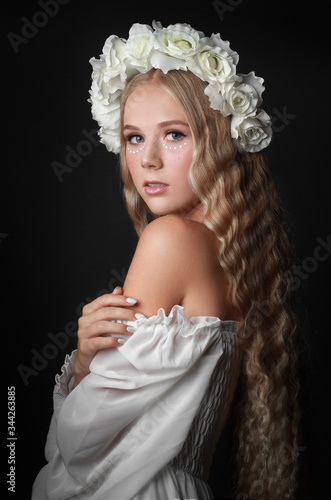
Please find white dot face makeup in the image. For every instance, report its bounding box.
[127,141,188,154]
[162,142,187,150]
[127,144,145,154]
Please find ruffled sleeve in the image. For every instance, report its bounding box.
[31,351,76,500]
[33,306,239,500]
[45,350,76,461]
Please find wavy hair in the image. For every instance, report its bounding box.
[119,69,301,499]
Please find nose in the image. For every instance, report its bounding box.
[140,138,163,170]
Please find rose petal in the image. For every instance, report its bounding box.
[150,51,187,73]
[204,84,229,115]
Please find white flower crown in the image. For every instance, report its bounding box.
[88,21,273,154]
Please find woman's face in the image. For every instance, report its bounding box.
[123,82,201,220]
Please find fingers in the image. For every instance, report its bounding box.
[82,334,127,353]
[77,291,141,345]
[80,305,137,328]
[82,291,138,316]
[79,319,132,339]
[74,289,141,386]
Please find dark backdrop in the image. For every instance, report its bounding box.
[2,1,330,498]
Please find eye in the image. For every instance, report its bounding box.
[166,130,186,142]
[125,134,144,144]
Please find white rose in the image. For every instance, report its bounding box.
[149,22,202,73]
[152,22,202,58]
[89,35,126,115]
[222,72,264,117]
[204,77,262,119]
[208,33,239,65]
[89,59,124,122]
[126,23,154,72]
[88,36,129,153]
[225,83,257,117]
[231,109,273,152]
[91,97,120,127]
[101,35,127,81]
[193,40,238,84]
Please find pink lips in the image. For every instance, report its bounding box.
[144,181,168,195]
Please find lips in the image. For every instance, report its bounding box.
[143,180,168,186]
[143,180,168,195]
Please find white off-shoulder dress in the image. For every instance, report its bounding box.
[31,305,241,500]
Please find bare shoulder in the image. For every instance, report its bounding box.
[136,215,221,274]
[138,214,212,253]
[123,215,230,319]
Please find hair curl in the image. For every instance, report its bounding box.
[119,69,301,499]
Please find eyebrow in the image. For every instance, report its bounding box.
[123,120,189,132]
[158,120,189,128]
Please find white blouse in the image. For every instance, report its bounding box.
[31,305,241,500]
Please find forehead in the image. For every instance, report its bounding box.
[123,82,187,123]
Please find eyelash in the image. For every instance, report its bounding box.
[166,130,186,141]
[124,130,187,144]
[125,134,144,144]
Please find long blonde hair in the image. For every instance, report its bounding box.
[119,69,300,499]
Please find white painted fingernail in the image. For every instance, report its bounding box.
[127,326,136,334]
[126,297,137,304]
[118,338,127,345]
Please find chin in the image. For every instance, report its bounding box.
[144,197,199,219]
[145,202,176,217]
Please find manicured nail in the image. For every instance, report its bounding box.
[135,313,146,320]
[127,326,136,334]
[126,297,137,304]
[118,338,127,345]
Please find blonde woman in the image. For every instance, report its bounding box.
[32,22,300,500]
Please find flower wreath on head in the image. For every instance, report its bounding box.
[88,21,273,154]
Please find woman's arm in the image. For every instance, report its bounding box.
[75,213,230,385]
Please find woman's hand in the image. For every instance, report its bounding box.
[74,287,140,387]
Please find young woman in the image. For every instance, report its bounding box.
[32,22,300,500]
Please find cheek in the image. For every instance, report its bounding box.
[163,149,193,183]
[126,151,141,177]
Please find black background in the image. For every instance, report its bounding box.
[2,1,330,498]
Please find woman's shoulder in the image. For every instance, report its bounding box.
[123,215,227,318]
[139,215,217,257]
